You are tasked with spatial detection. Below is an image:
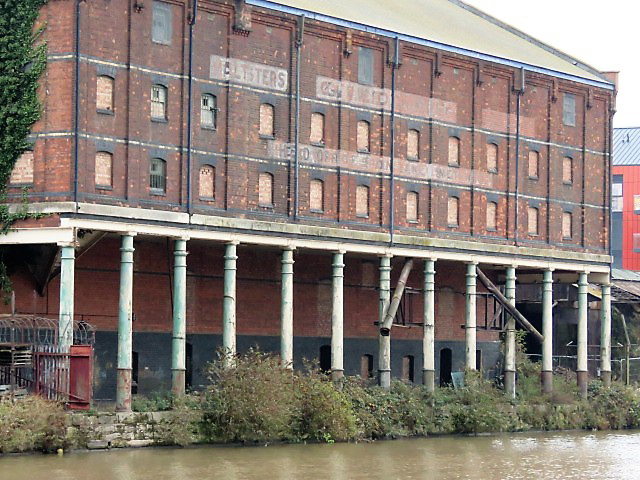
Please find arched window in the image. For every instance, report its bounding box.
[309,179,324,212]
[528,150,539,179]
[448,136,460,166]
[356,184,369,217]
[258,172,274,206]
[259,103,274,137]
[528,206,538,235]
[486,143,498,173]
[486,201,497,231]
[310,112,325,144]
[151,84,167,119]
[407,129,420,160]
[447,196,459,226]
[357,120,370,153]
[201,94,217,129]
[150,157,167,194]
[563,156,573,184]
[406,191,418,222]
[95,151,113,188]
[96,75,114,112]
[199,164,215,199]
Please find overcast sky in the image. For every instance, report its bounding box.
[463,0,637,128]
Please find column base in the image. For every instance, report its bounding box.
[116,368,132,412]
[331,369,344,382]
[504,370,516,398]
[379,370,391,390]
[541,370,553,395]
[172,369,186,396]
[577,370,588,397]
[423,370,435,393]
[601,370,612,387]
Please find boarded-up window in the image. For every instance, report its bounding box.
[199,165,215,199]
[310,179,323,212]
[448,136,460,166]
[528,150,539,178]
[152,1,172,45]
[149,157,166,194]
[486,143,498,172]
[258,172,274,206]
[528,207,538,235]
[9,151,34,185]
[563,156,573,184]
[360,354,373,378]
[259,103,274,137]
[96,75,114,112]
[406,191,418,222]
[402,355,414,383]
[358,46,374,85]
[563,93,576,127]
[407,129,419,160]
[356,185,369,217]
[447,196,459,226]
[357,120,370,152]
[151,85,167,119]
[310,112,324,144]
[95,151,112,187]
[562,211,572,239]
[486,201,497,230]
[201,94,217,129]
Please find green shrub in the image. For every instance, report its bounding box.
[132,390,175,412]
[154,395,202,446]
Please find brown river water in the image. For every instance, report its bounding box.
[2,430,640,479]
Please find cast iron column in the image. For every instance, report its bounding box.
[171,238,188,395]
[465,262,478,371]
[223,241,238,367]
[116,233,135,411]
[280,247,295,369]
[422,258,436,391]
[600,282,612,387]
[58,244,75,352]
[331,251,345,381]
[541,269,554,394]
[577,271,589,397]
[378,254,392,389]
[504,266,517,398]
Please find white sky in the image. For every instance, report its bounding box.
[463,0,637,128]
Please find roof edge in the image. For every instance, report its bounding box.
[450,0,612,84]
[247,0,614,91]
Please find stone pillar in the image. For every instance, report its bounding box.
[378,254,392,389]
[222,242,238,367]
[422,259,436,392]
[541,269,554,394]
[171,238,188,396]
[600,282,612,387]
[58,244,75,352]
[116,233,136,412]
[504,266,517,398]
[577,271,589,397]
[280,247,295,369]
[331,251,345,381]
[465,262,478,371]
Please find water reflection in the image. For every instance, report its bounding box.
[2,430,640,479]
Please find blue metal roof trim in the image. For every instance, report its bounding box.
[613,128,640,166]
[247,0,614,91]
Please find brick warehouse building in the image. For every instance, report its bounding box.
[2,0,615,407]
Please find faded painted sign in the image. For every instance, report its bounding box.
[268,141,493,188]
[316,76,457,123]
[210,55,288,92]
[482,109,536,137]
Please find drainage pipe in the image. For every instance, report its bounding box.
[389,37,399,245]
[293,15,304,220]
[186,0,197,215]
[380,258,414,334]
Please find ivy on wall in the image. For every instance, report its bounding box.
[0,0,47,301]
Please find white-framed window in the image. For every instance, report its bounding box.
[151,84,167,120]
[612,174,623,212]
[201,94,217,129]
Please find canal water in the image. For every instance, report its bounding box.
[3,430,640,479]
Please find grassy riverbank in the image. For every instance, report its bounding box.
[2,350,640,453]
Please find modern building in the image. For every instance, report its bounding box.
[2,0,615,407]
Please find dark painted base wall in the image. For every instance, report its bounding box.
[93,331,501,400]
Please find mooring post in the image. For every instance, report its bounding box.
[58,243,76,353]
[541,269,554,394]
[600,281,612,387]
[223,241,238,368]
[331,251,345,381]
[116,233,135,412]
[577,271,589,397]
[422,259,436,392]
[465,262,478,371]
[171,238,188,396]
[280,247,295,369]
[504,266,517,398]
[378,254,392,389]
